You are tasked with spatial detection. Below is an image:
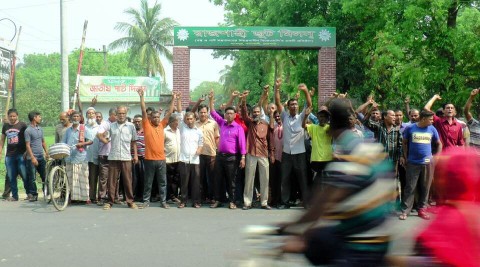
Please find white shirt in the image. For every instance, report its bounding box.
[107,121,137,161]
[281,109,306,154]
[164,125,180,163]
[179,122,203,164]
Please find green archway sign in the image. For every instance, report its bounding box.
[172,26,337,108]
[174,26,336,48]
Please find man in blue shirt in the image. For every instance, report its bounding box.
[400,110,442,220]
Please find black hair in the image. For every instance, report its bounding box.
[28,111,41,122]
[198,104,209,112]
[420,110,435,119]
[7,108,18,116]
[329,99,354,131]
[134,114,142,119]
[225,106,236,113]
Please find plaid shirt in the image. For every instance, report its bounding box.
[363,119,403,162]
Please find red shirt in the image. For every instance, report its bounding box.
[433,115,464,149]
[235,113,248,134]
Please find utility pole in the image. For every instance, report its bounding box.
[91,45,108,75]
[60,0,69,111]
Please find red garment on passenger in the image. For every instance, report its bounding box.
[416,148,480,267]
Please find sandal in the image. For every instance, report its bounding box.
[194,203,201,209]
[103,203,112,210]
[398,213,407,220]
[178,203,185,209]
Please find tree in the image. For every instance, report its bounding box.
[109,0,178,79]
[190,81,225,105]
[210,0,480,112]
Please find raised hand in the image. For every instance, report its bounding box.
[137,89,144,97]
[305,107,311,116]
[263,85,270,93]
[404,95,410,104]
[309,87,315,97]
[471,89,479,97]
[231,90,240,97]
[433,94,442,100]
[275,78,282,89]
[91,95,98,105]
[298,83,308,92]
[294,92,300,100]
[208,90,214,100]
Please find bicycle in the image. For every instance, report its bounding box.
[44,143,71,211]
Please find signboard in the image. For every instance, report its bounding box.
[79,76,165,103]
[0,47,12,97]
[174,26,336,48]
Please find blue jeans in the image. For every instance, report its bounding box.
[26,156,47,196]
[5,154,28,200]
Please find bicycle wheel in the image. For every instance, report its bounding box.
[48,166,69,211]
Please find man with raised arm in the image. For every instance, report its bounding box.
[137,89,176,209]
[240,93,273,210]
[192,95,220,204]
[424,94,464,149]
[274,79,312,209]
[208,90,246,209]
[463,88,480,150]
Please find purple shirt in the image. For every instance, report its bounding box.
[210,110,246,155]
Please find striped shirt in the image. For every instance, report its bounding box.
[363,119,403,162]
[132,129,145,157]
[467,118,480,151]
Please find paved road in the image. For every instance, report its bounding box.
[0,200,426,267]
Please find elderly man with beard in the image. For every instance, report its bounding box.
[62,111,93,203]
[84,107,100,203]
[241,96,274,210]
[96,108,116,205]
[274,79,312,209]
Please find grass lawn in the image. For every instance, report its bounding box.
[0,126,56,196]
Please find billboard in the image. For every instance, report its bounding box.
[79,76,167,103]
[0,47,12,97]
[174,26,336,49]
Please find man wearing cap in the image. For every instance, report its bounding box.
[85,107,100,203]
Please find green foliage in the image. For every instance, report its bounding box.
[210,0,480,114]
[109,0,178,79]
[190,81,226,105]
[14,50,147,126]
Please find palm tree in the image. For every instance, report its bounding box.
[109,0,178,79]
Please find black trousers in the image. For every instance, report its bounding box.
[199,155,215,200]
[269,160,282,206]
[281,152,308,205]
[213,154,238,203]
[179,162,200,204]
[166,162,180,199]
[132,157,145,201]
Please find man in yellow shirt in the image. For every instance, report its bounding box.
[302,108,333,184]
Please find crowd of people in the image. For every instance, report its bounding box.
[1,83,479,213]
[2,80,480,265]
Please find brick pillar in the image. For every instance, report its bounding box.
[318,47,336,107]
[173,47,191,108]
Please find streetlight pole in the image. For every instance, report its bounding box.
[60,0,69,111]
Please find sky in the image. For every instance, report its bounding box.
[0,0,232,89]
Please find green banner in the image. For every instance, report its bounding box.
[174,26,335,48]
[79,76,163,103]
